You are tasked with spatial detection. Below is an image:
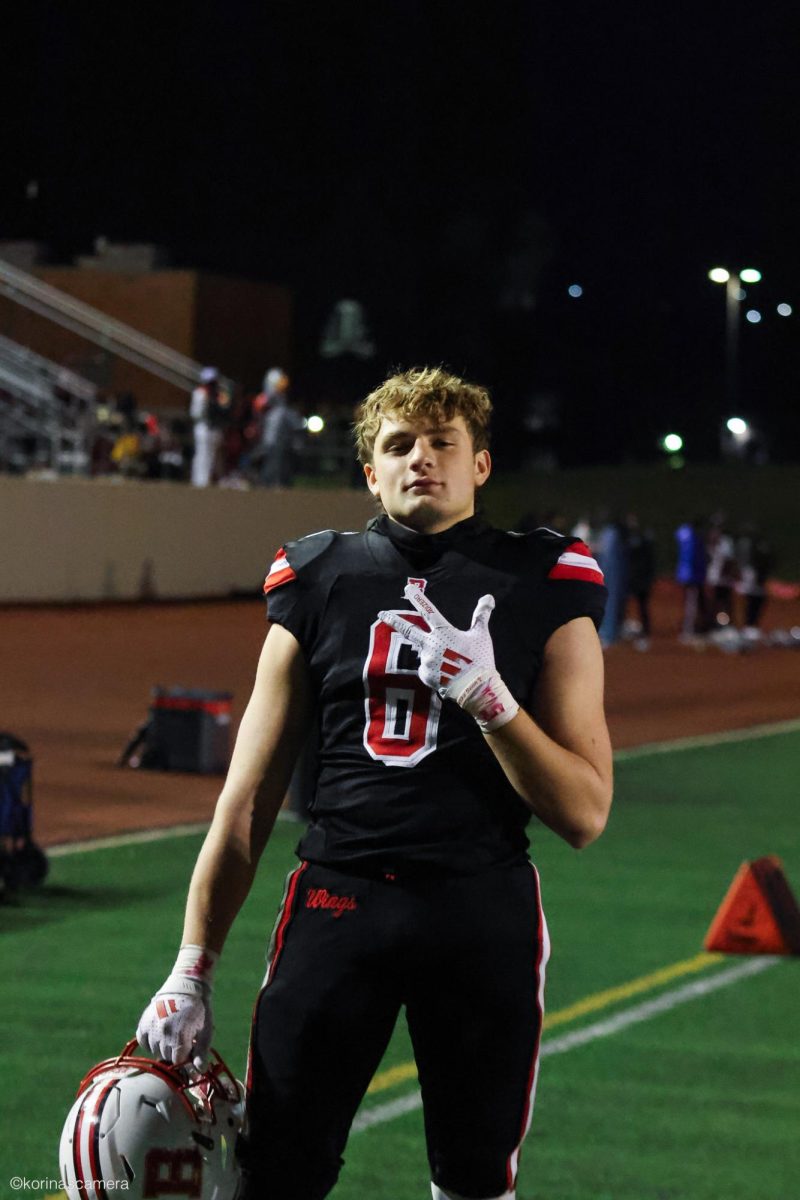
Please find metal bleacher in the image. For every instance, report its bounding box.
[0,257,232,474]
[0,333,99,473]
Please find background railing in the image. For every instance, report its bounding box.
[0,333,99,473]
[0,258,233,394]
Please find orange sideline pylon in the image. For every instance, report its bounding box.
[703,855,800,956]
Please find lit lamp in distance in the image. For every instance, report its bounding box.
[722,414,753,460]
[726,416,749,437]
[708,266,762,416]
[661,432,685,469]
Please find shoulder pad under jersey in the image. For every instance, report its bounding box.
[545,534,605,586]
[263,528,355,596]
[510,526,604,585]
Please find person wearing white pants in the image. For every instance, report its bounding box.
[190,367,225,487]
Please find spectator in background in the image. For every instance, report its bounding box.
[190,367,230,487]
[257,368,303,487]
[110,423,142,477]
[675,517,708,641]
[116,391,138,429]
[138,413,162,480]
[595,511,628,647]
[571,513,595,549]
[706,515,739,629]
[90,410,120,476]
[230,389,266,480]
[215,388,255,487]
[624,512,656,650]
[157,418,188,481]
[261,365,288,401]
[105,389,142,475]
[736,523,774,640]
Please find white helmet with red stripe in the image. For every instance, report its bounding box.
[59,1040,244,1200]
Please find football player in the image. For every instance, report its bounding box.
[137,367,613,1200]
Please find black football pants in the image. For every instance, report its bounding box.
[239,859,549,1200]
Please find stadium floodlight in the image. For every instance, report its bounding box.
[708,264,764,420]
[662,433,683,453]
[306,415,325,434]
[726,417,748,436]
[777,303,792,317]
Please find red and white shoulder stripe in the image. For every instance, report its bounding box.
[547,540,604,585]
[263,548,297,595]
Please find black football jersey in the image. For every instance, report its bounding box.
[263,515,606,875]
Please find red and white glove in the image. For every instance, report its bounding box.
[136,945,217,1068]
[379,584,519,733]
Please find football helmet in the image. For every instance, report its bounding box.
[59,1039,244,1200]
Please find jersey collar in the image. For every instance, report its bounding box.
[368,513,488,560]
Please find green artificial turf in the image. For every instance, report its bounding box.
[1,730,798,1198]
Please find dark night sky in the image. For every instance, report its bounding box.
[4,2,800,464]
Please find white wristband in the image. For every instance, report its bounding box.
[172,944,218,987]
[456,670,519,733]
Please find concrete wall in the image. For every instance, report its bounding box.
[0,477,375,603]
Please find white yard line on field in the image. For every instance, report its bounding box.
[614,717,800,762]
[351,955,780,1133]
[46,821,212,857]
[46,810,300,858]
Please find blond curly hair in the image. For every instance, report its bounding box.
[354,367,492,465]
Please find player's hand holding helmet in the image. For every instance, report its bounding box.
[136,944,217,1068]
[379,584,519,733]
[60,1040,244,1200]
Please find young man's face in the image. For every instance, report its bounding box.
[364,413,491,533]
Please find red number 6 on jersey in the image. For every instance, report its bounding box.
[362,612,441,767]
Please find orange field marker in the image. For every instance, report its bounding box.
[703,855,800,956]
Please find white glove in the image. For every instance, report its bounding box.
[136,944,217,1068]
[378,584,519,733]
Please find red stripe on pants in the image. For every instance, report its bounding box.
[506,864,548,1192]
[245,862,308,1093]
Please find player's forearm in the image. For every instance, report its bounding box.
[484,708,612,848]
[181,768,284,955]
[180,622,312,953]
[181,824,258,955]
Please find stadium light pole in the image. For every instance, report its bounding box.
[708,267,761,416]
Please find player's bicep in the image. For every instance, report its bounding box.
[217,623,313,825]
[531,616,612,789]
